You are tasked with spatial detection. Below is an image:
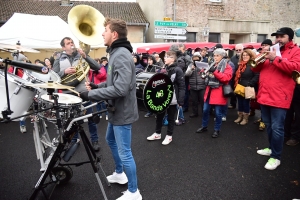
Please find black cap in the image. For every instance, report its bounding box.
[261,39,273,46]
[214,43,223,49]
[271,27,294,39]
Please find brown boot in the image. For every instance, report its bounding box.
[240,113,249,125]
[234,112,243,124]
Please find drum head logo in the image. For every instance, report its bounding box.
[143,73,173,114]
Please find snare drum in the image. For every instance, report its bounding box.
[38,93,82,122]
[0,72,36,121]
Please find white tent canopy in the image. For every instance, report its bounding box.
[0,13,81,49]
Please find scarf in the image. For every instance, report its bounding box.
[234,60,247,87]
[106,38,133,53]
[205,58,227,88]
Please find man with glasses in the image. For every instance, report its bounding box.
[254,27,300,170]
[229,44,244,109]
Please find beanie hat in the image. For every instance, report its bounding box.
[261,39,273,46]
[271,27,294,40]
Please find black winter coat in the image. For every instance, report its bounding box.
[166,63,185,106]
[237,64,259,88]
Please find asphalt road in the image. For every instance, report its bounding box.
[0,101,299,200]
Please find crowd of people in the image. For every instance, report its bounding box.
[2,22,300,199]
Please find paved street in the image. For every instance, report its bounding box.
[0,101,299,200]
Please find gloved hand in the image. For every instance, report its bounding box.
[208,66,216,73]
[80,91,90,101]
[89,82,98,89]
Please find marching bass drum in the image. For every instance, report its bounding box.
[142,73,173,114]
[136,72,155,100]
[0,72,35,121]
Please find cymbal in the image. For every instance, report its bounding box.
[26,82,75,89]
[0,43,40,53]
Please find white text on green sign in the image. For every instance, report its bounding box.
[154,20,188,27]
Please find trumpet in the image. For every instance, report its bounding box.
[248,52,267,68]
[292,70,300,84]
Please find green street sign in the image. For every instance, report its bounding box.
[154,20,188,27]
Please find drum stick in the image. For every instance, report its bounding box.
[67,88,80,96]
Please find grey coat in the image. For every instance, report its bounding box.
[88,47,139,125]
[185,64,206,90]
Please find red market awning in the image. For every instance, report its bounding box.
[136,42,235,54]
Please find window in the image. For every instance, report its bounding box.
[209,33,220,43]
[257,34,267,43]
[186,32,196,42]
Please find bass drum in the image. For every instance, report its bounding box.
[136,72,155,100]
[0,72,36,121]
[23,69,61,96]
[142,73,173,114]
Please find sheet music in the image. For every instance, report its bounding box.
[270,43,282,57]
[195,61,209,70]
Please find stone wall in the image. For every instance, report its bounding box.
[160,0,300,43]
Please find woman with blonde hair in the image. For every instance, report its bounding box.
[234,49,259,125]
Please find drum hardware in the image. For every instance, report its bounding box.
[0,42,40,53]
[26,82,75,90]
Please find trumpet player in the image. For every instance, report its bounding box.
[253,27,300,170]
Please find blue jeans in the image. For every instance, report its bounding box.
[237,95,250,113]
[96,101,108,116]
[19,120,26,126]
[202,97,223,131]
[177,105,184,119]
[72,101,98,142]
[261,105,287,160]
[221,103,228,118]
[106,122,138,193]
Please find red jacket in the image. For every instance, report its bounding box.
[252,41,300,109]
[204,63,232,105]
[88,65,107,84]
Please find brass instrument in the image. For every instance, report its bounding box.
[61,5,105,86]
[248,52,267,68]
[292,70,300,84]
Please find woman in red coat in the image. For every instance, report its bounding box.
[196,48,232,138]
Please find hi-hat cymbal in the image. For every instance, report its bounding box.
[26,82,75,89]
[0,43,40,53]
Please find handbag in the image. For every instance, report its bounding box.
[222,84,234,97]
[245,86,256,99]
[234,84,245,97]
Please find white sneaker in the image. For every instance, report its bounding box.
[106,115,108,121]
[162,135,172,145]
[147,133,161,141]
[100,115,102,119]
[264,158,280,170]
[257,148,272,156]
[116,189,142,200]
[222,117,226,121]
[20,125,26,133]
[106,172,128,184]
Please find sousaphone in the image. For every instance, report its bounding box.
[61,5,105,86]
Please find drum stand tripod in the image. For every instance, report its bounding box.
[27,88,110,200]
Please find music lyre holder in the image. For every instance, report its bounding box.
[1,60,13,121]
[29,88,109,200]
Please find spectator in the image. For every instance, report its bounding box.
[154,53,164,68]
[100,56,108,73]
[196,48,232,138]
[133,54,144,74]
[44,58,52,69]
[233,49,259,125]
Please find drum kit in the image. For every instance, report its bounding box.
[1,55,110,200]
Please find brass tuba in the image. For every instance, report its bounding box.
[61,5,105,86]
[292,70,300,84]
[248,52,267,68]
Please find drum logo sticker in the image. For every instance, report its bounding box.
[152,79,165,88]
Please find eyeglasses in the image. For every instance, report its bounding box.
[236,49,243,52]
